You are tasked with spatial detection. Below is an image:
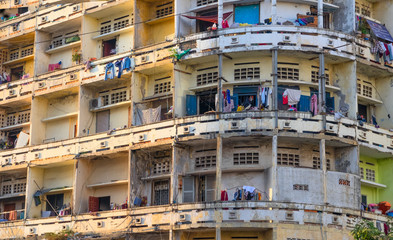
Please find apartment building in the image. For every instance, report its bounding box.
[0,0,393,239]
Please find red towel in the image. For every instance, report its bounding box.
[48,63,61,71]
[221,190,228,201]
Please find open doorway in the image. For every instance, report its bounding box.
[102,38,117,57]
[10,66,23,81]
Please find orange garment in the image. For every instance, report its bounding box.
[8,210,17,221]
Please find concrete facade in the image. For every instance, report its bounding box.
[0,0,393,239]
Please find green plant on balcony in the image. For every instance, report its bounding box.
[351,220,393,240]
[72,51,81,65]
[44,229,76,240]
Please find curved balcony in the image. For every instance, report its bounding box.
[180,26,355,62]
[0,200,389,239]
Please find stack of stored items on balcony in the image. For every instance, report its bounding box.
[362,201,391,215]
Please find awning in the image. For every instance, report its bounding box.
[367,19,393,42]
[182,12,232,23]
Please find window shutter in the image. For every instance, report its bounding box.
[183,176,195,203]
[205,176,216,202]
[186,95,197,116]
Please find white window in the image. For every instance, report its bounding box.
[199,175,215,202]
[183,176,195,203]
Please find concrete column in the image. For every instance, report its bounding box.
[272,48,278,128]
[319,53,326,130]
[320,139,327,204]
[271,0,277,25]
[217,54,223,112]
[271,135,278,201]
[170,144,179,203]
[218,0,223,28]
[318,0,323,29]
[216,226,221,240]
[215,135,223,201]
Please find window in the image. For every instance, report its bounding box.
[154,81,171,94]
[311,70,330,85]
[110,89,127,104]
[234,4,260,25]
[100,21,111,35]
[278,67,299,80]
[196,89,217,114]
[113,15,130,31]
[195,155,216,168]
[153,180,169,205]
[365,169,375,182]
[198,176,215,202]
[153,161,170,175]
[360,167,364,179]
[102,38,116,57]
[233,152,259,165]
[98,196,111,211]
[2,184,12,195]
[156,2,173,18]
[9,49,19,61]
[361,194,367,205]
[277,153,300,166]
[197,72,218,86]
[46,193,64,216]
[197,0,217,7]
[183,176,195,203]
[362,84,373,98]
[17,111,30,124]
[234,67,260,80]
[99,88,128,106]
[13,182,26,193]
[20,46,33,58]
[293,184,309,191]
[358,104,368,121]
[10,66,24,81]
[357,80,361,94]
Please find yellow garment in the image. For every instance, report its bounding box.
[237,106,244,112]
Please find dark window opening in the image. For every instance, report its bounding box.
[197,9,217,33]
[197,89,217,114]
[153,180,169,206]
[323,13,330,29]
[98,196,111,211]
[5,128,22,149]
[361,195,367,206]
[10,66,23,81]
[102,38,116,57]
[358,104,368,121]
[18,7,28,14]
[46,193,64,216]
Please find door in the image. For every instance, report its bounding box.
[234,4,260,24]
[4,203,15,220]
[102,39,117,57]
[186,95,197,116]
[96,110,110,133]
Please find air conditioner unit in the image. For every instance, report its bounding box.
[61,225,68,231]
[358,47,365,55]
[231,37,239,44]
[231,121,239,129]
[89,98,102,110]
[34,153,41,159]
[228,211,237,220]
[285,211,294,220]
[29,228,36,234]
[100,141,108,148]
[135,217,143,225]
[327,39,334,47]
[38,82,46,88]
[332,216,339,224]
[283,121,291,129]
[73,5,80,12]
[4,157,12,165]
[283,35,291,42]
[9,89,16,96]
[326,124,335,132]
[183,126,190,134]
[179,214,187,222]
[41,16,48,23]
[12,24,19,32]
[141,56,149,63]
[359,131,367,139]
[138,134,146,142]
[96,221,104,228]
[69,74,77,81]
[14,0,20,5]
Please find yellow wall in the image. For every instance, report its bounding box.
[24,59,34,77]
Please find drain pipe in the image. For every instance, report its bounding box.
[272,48,278,129]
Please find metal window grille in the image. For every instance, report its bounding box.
[365,169,375,182]
[2,184,12,195]
[195,155,216,168]
[233,152,259,165]
[277,67,299,80]
[293,184,309,191]
[197,72,218,86]
[154,81,171,94]
[153,180,169,205]
[156,2,173,18]
[110,90,127,104]
[13,182,26,193]
[277,153,300,166]
[234,67,260,80]
[153,161,170,175]
[197,0,217,6]
[311,71,330,85]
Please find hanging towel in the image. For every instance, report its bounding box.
[265,88,272,108]
[136,106,162,125]
[310,94,318,116]
[283,89,301,105]
[48,63,61,71]
[221,190,228,201]
[226,89,231,104]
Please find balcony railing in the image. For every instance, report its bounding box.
[0,16,35,41]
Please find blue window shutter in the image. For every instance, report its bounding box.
[235,4,260,24]
[299,95,310,112]
[327,96,335,111]
[231,93,238,111]
[186,95,197,116]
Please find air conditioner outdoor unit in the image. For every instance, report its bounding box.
[97,221,104,228]
[358,47,365,55]
[73,5,80,12]
[69,74,77,80]
[100,141,108,148]
[327,39,334,47]
[9,89,15,96]
[41,16,48,23]
[141,56,149,62]
[14,0,20,5]
[283,35,291,42]
[38,82,46,88]
[138,134,146,142]
[165,34,174,42]
[4,157,12,165]
[183,126,190,134]
[34,153,41,159]
[12,24,19,32]
[231,37,239,44]
[89,98,102,110]
[179,214,187,222]
[29,228,35,234]
[231,121,239,129]
[135,217,143,224]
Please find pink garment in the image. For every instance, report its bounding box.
[222,20,229,28]
[48,63,61,71]
[310,94,318,116]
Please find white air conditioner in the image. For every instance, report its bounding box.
[12,24,19,32]
[4,157,12,165]
[96,221,104,228]
[359,131,367,139]
[135,217,143,225]
[14,0,20,5]
[41,16,48,23]
[89,98,102,110]
[332,216,339,224]
[141,56,149,63]
[138,134,146,142]
[231,37,239,44]
[179,214,187,222]
[283,35,291,42]
[231,121,239,129]
[9,89,16,96]
[38,82,46,88]
[228,211,237,220]
[285,211,294,220]
[73,5,80,12]
[69,74,77,81]
[29,228,36,234]
[100,141,108,148]
[283,121,291,129]
[358,47,365,55]
[61,225,68,231]
[34,153,41,159]
[327,39,334,47]
[183,126,190,134]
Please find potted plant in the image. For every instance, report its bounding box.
[72,51,81,65]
